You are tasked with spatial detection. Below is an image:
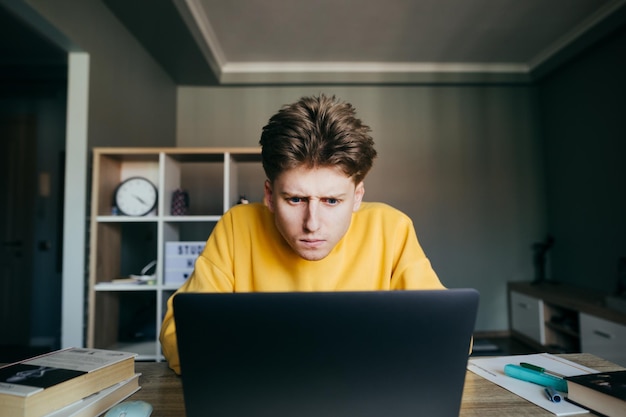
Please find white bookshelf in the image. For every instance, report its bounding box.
[87,147,263,360]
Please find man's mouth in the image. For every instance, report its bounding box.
[300,239,325,248]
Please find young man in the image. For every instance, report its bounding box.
[159,94,445,374]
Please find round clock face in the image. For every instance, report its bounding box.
[114,177,158,216]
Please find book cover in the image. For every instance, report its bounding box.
[566,370,626,417]
[0,348,136,417]
[43,374,141,417]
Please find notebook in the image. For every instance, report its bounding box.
[173,289,479,417]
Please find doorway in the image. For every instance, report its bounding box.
[0,4,68,360]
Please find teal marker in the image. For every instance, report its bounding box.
[504,364,568,392]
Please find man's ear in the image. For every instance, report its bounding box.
[353,181,365,211]
[264,180,275,212]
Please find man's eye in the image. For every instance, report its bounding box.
[288,197,302,203]
[325,198,339,205]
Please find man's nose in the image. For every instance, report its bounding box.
[304,202,320,232]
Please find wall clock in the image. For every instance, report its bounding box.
[113,176,158,216]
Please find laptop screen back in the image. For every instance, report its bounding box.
[174,289,479,417]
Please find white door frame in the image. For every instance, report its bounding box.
[62,52,89,348]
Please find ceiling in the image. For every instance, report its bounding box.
[0,1,625,86]
[104,0,626,85]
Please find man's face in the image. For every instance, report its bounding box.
[264,165,365,261]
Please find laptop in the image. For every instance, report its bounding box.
[173,289,479,417]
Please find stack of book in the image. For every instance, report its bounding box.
[566,370,626,417]
[0,348,139,417]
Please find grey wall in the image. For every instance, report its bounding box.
[177,86,547,331]
[26,0,177,148]
[539,26,626,294]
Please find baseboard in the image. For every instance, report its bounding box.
[473,330,511,338]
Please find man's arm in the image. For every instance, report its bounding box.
[389,218,445,290]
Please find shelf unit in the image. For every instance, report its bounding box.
[508,281,626,366]
[87,147,263,360]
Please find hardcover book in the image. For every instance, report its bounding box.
[0,348,136,417]
[566,370,626,417]
[43,373,140,417]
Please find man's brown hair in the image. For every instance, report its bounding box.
[260,94,377,183]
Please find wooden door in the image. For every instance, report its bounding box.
[0,114,36,346]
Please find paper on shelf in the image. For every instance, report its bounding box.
[468,353,597,416]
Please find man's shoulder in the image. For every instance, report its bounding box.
[357,202,412,222]
[223,202,272,225]
[225,202,268,217]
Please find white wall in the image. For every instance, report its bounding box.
[177,86,547,331]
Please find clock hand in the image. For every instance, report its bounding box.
[133,194,147,205]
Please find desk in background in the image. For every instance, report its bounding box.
[133,353,624,417]
[509,281,626,367]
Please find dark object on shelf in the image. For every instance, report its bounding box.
[171,188,189,215]
[531,235,554,285]
[548,314,579,334]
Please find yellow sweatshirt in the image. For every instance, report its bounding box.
[160,202,444,374]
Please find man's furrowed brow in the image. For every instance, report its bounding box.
[279,190,348,199]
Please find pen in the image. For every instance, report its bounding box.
[520,362,565,378]
[544,386,562,403]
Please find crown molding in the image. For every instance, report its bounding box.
[528,0,626,72]
[173,0,226,79]
[220,62,531,84]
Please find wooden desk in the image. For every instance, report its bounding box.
[133,354,623,417]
